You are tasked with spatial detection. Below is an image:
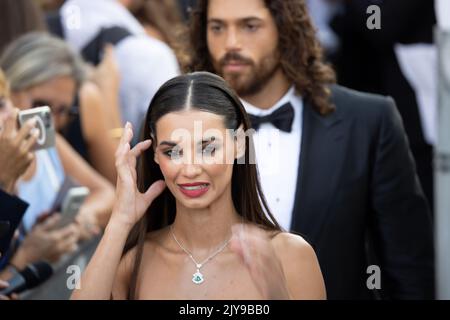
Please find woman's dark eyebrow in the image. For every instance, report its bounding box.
[159,138,218,147]
[159,141,178,147]
[200,137,217,145]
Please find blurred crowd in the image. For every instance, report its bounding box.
[0,0,439,299]
[0,0,189,292]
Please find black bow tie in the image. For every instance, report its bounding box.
[248,102,295,132]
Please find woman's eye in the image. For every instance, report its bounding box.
[202,145,216,156]
[164,149,182,159]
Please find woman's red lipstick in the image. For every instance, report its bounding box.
[178,182,210,198]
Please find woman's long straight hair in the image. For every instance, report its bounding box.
[122,72,282,299]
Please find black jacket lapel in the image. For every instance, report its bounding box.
[290,98,347,244]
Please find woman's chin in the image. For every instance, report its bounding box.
[174,193,214,209]
[178,199,212,210]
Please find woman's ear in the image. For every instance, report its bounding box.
[151,134,160,164]
[235,125,246,160]
[154,150,160,165]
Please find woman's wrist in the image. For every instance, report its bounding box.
[105,217,134,238]
[100,219,132,254]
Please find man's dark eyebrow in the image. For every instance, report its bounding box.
[159,141,178,147]
[241,17,263,23]
[207,18,224,23]
[207,19,227,26]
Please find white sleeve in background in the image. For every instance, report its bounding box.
[394,44,438,146]
[435,0,450,30]
[115,36,180,132]
[61,0,146,51]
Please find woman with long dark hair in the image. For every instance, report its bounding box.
[71,72,325,300]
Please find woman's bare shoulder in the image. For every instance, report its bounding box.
[270,232,326,300]
[271,232,313,255]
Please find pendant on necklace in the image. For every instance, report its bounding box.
[192,269,204,285]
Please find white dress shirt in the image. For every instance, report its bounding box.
[61,0,180,131]
[241,87,303,231]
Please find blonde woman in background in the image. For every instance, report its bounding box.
[0,35,116,280]
[1,32,120,184]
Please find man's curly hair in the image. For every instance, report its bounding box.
[188,0,336,115]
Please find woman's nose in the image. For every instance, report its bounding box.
[181,163,202,178]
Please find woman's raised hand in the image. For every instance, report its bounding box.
[111,122,166,230]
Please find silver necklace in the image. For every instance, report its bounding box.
[170,225,231,285]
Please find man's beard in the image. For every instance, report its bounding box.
[214,51,280,97]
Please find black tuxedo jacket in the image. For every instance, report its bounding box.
[0,189,28,255]
[289,85,434,299]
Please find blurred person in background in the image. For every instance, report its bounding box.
[0,68,38,256]
[58,0,180,135]
[0,34,116,277]
[0,32,120,183]
[130,0,191,69]
[35,0,125,158]
[0,0,122,183]
[0,66,80,285]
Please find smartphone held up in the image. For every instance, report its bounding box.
[17,106,55,151]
